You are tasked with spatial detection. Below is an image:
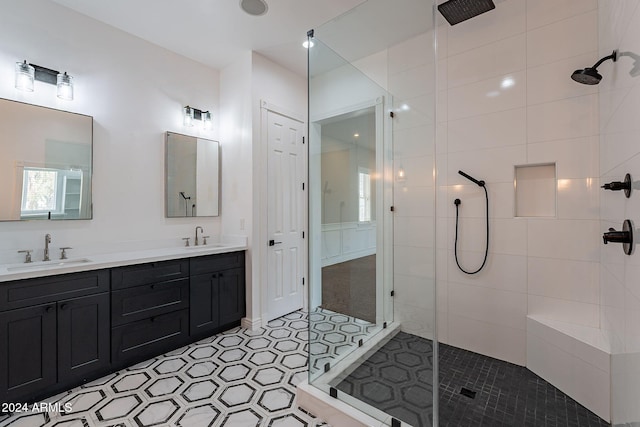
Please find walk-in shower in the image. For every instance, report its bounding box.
[303,0,633,426]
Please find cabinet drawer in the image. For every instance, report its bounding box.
[111,259,189,290]
[111,278,189,326]
[190,251,244,275]
[0,270,109,311]
[111,309,189,366]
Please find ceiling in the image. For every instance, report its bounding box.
[51,0,367,77]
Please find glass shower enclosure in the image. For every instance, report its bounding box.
[307,1,437,425]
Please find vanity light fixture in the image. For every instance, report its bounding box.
[14,60,74,100]
[15,60,34,92]
[183,105,212,130]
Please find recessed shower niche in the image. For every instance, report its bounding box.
[515,163,556,217]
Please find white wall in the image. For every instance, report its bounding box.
[598,1,640,424]
[220,52,306,326]
[0,0,222,262]
[435,0,600,365]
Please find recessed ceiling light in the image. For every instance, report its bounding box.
[354,133,359,138]
[240,0,268,16]
[302,40,315,49]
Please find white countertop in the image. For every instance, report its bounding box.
[0,240,247,283]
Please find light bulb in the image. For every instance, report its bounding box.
[202,111,212,130]
[56,72,74,100]
[15,60,34,92]
[183,106,194,127]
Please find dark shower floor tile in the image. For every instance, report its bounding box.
[335,332,610,427]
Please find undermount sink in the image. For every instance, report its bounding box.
[6,258,92,272]
[183,243,225,249]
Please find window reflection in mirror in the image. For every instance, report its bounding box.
[0,98,92,221]
[165,132,220,217]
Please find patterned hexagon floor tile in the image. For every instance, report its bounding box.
[219,384,256,408]
[257,387,295,413]
[153,357,188,375]
[144,376,184,398]
[182,380,219,403]
[220,408,263,426]
[252,366,286,387]
[185,361,218,379]
[175,404,220,427]
[133,399,179,426]
[95,395,142,421]
[111,372,150,393]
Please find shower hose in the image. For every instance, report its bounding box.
[454,185,489,274]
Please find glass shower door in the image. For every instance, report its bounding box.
[306,0,437,425]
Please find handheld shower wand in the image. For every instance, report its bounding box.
[458,170,485,187]
[179,192,191,216]
[454,170,489,274]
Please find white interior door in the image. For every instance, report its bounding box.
[266,110,305,321]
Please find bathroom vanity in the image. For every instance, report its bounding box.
[0,246,246,406]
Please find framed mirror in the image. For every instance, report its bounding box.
[165,132,220,217]
[0,98,93,221]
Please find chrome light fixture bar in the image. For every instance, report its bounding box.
[183,105,212,129]
[15,60,74,100]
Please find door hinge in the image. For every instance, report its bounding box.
[302,136,305,144]
[302,182,305,190]
[390,290,395,297]
[302,231,305,238]
[390,111,395,118]
[390,206,395,212]
[302,277,305,285]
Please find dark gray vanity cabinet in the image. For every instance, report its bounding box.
[0,251,246,405]
[0,270,110,405]
[110,259,190,367]
[190,251,245,337]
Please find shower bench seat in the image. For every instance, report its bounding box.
[526,315,611,422]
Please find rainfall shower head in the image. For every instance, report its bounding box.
[438,0,495,26]
[571,50,617,85]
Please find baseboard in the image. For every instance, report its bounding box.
[241,316,262,330]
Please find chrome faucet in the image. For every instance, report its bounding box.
[44,233,52,261]
[195,226,203,246]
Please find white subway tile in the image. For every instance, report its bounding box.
[527,219,601,262]
[388,32,433,75]
[448,71,526,120]
[449,283,527,330]
[556,178,600,220]
[447,145,526,184]
[527,94,598,143]
[528,257,599,304]
[447,34,525,89]
[527,53,598,106]
[448,108,526,153]
[528,295,599,327]
[447,251,527,294]
[526,0,597,30]
[449,314,526,365]
[446,0,525,57]
[527,11,597,67]
[527,136,599,179]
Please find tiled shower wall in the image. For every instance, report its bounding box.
[598,1,640,425]
[435,0,600,365]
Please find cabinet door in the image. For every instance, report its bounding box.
[0,304,56,404]
[57,293,110,384]
[190,273,219,336]
[219,268,246,326]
